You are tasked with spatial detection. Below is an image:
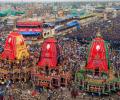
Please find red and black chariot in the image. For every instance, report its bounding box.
[76,33,120,95]
[31,37,71,90]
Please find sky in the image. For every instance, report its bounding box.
[0,0,120,2]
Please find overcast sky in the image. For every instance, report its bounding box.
[0,0,119,2]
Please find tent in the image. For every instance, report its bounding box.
[0,9,10,17]
[38,38,58,68]
[1,31,29,60]
[70,8,78,17]
[0,8,25,17]
[86,33,109,73]
[11,10,25,16]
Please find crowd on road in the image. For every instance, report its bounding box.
[75,15,120,50]
[0,13,120,100]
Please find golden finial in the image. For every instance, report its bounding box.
[13,28,18,32]
[96,28,102,38]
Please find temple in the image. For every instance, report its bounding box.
[86,33,109,76]
[1,31,29,60]
[32,37,71,89]
[76,32,120,95]
[0,31,31,84]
